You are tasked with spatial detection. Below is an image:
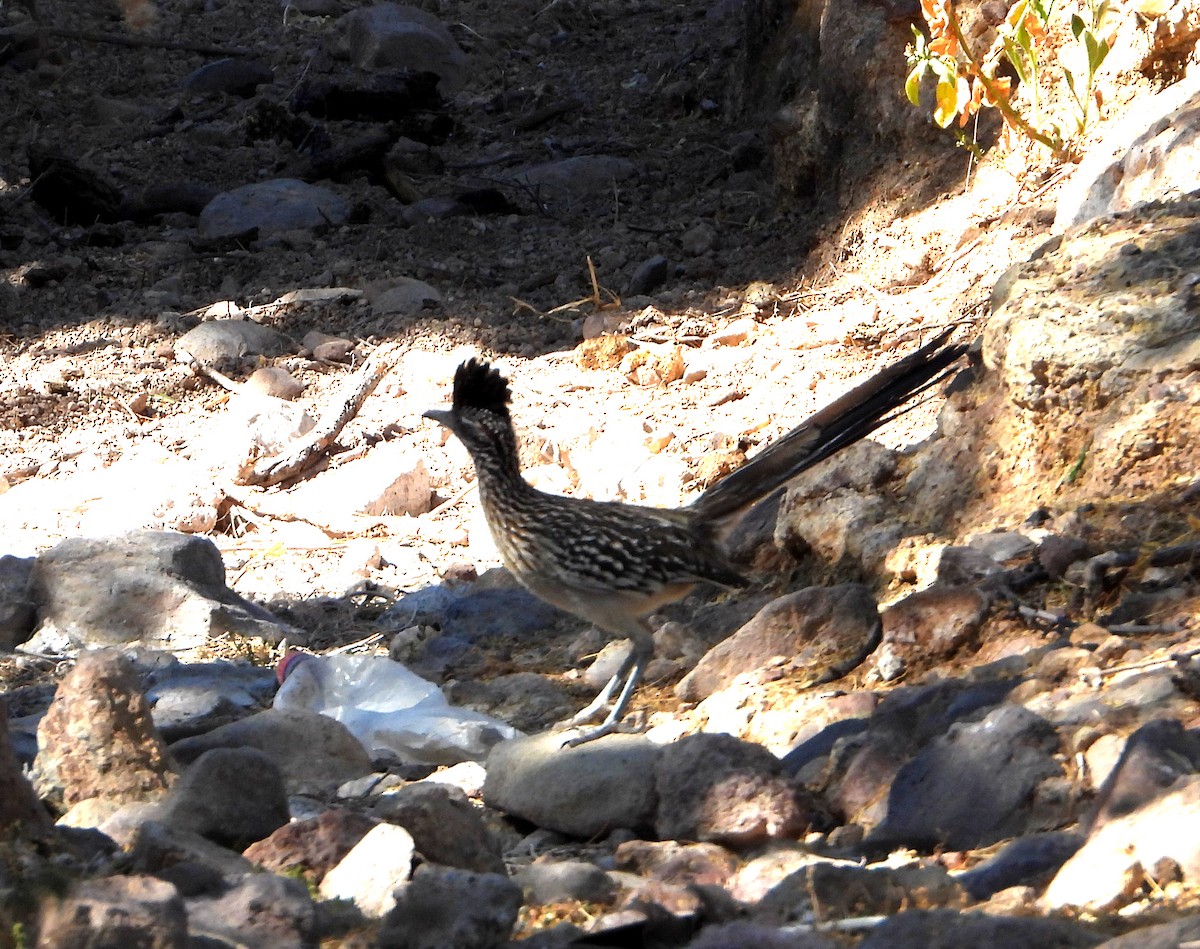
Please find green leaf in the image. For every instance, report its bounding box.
[1002,36,1031,84]
[1071,12,1085,39]
[905,68,924,105]
[1087,33,1111,72]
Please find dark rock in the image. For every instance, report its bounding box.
[369,782,504,872]
[0,700,50,833]
[1095,915,1200,949]
[856,909,1101,949]
[655,733,812,848]
[128,820,258,879]
[1089,718,1200,831]
[168,708,373,797]
[626,255,669,296]
[868,705,1062,852]
[755,861,964,923]
[0,554,36,649]
[379,863,523,949]
[183,57,274,97]
[957,831,1085,901]
[158,747,289,849]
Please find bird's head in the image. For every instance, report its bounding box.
[423,358,517,460]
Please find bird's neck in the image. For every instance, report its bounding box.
[470,425,534,500]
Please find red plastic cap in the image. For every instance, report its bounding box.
[275,650,313,685]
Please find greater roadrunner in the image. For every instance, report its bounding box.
[425,330,967,744]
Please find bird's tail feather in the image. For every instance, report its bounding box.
[689,329,969,525]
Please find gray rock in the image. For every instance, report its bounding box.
[444,673,576,734]
[677,584,880,702]
[182,57,274,97]
[680,222,718,256]
[185,871,317,949]
[965,530,1037,563]
[509,155,637,208]
[370,277,443,315]
[169,708,374,797]
[484,732,660,837]
[28,531,295,652]
[127,819,258,879]
[144,660,276,741]
[856,909,1101,949]
[36,875,188,949]
[335,3,469,92]
[158,747,290,849]
[1056,73,1200,230]
[515,860,617,905]
[869,705,1062,851]
[655,733,810,848]
[379,863,524,949]
[198,179,351,241]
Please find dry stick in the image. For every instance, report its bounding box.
[43,26,251,57]
[238,345,402,487]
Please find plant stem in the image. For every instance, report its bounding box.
[945,0,1076,160]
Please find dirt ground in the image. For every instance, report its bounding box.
[0,0,1138,643]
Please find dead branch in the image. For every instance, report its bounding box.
[43,26,251,57]
[237,344,401,488]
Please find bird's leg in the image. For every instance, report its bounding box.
[562,628,653,747]
[561,650,636,727]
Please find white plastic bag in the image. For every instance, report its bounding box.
[274,653,521,765]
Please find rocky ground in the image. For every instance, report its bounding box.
[2,0,1200,945]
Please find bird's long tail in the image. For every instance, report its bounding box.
[689,329,969,525]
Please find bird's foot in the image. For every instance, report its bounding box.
[560,718,624,747]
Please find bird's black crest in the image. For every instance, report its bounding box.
[452,358,512,416]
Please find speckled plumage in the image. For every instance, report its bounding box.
[425,335,968,743]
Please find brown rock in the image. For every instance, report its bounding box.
[880,586,989,660]
[32,651,173,813]
[243,808,379,880]
[655,733,813,848]
[676,584,880,702]
[614,840,740,888]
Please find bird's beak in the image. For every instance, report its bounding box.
[423,408,456,432]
